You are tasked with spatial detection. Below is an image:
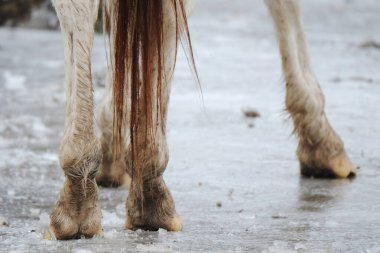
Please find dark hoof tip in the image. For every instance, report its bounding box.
[300,165,337,179]
[131,225,159,231]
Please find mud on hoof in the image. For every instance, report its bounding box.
[125,177,182,232]
[298,140,357,179]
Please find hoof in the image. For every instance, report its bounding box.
[49,180,103,240]
[125,215,182,232]
[125,177,181,232]
[44,225,103,240]
[300,151,356,179]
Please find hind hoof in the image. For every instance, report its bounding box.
[299,148,356,179]
[125,215,182,232]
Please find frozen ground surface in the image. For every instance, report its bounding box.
[1,0,380,252]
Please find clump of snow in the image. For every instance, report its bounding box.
[115,203,126,217]
[3,71,26,91]
[30,208,41,217]
[72,249,95,253]
[103,229,119,239]
[325,219,339,228]
[294,242,307,251]
[38,212,50,233]
[41,60,62,69]
[262,241,297,253]
[365,246,380,253]
[31,118,50,137]
[158,228,168,235]
[136,244,173,252]
[102,209,124,227]
[40,152,58,162]
[7,189,16,197]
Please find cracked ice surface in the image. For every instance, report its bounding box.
[1,0,380,252]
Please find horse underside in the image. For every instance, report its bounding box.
[46,0,356,240]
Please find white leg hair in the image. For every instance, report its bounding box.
[265,0,356,178]
[46,0,103,240]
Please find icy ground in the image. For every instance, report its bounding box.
[1,0,380,252]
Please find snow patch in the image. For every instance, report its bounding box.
[31,118,50,136]
[103,229,119,239]
[294,242,307,251]
[262,241,297,253]
[158,228,168,235]
[30,208,41,217]
[3,71,26,91]
[7,189,15,197]
[38,212,50,233]
[72,249,95,253]
[115,203,126,217]
[102,209,124,227]
[136,244,173,252]
[365,245,380,253]
[41,60,62,69]
[40,152,58,162]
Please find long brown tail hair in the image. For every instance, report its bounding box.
[109,0,198,200]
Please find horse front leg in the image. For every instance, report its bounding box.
[46,0,102,240]
[265,0,356,178]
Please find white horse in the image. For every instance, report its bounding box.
[46,0,356,240]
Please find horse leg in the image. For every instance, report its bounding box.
[265,0,356,178]
[47,0,103,239]
[96,81,131,188]
[96,60,131,188]
[114,0,195,231]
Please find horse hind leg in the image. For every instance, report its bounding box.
[265,0,356,178]
[110,0,196,231]
[123,1,182,232]
[46,0,103,240]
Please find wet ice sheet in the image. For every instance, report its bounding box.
[1,0,380,252]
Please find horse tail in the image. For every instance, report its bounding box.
[109,0,198,201]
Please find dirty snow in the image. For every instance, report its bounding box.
[1,0,380,252]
